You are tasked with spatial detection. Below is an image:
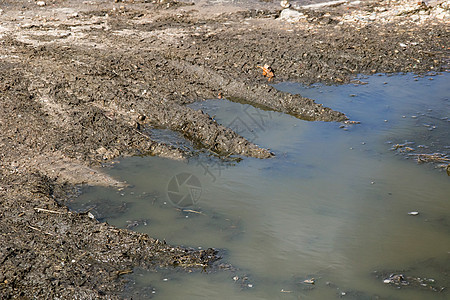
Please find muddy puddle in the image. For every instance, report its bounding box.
[69,73,450,299]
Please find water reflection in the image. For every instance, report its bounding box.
[72,73,450,299]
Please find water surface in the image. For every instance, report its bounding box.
[72,73,450,299]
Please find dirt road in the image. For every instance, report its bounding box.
[0,0,448,298]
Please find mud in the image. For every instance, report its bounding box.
[0,0,448,298]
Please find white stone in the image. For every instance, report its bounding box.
[36,1,46,6]
[302,0,347,10]
[280,0,291,9]
[279,9,304,23]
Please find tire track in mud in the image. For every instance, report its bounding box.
[1,1,448,298]
[167,59,348,121]
[5,39,277,160]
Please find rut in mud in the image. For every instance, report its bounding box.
[0,0,448,298]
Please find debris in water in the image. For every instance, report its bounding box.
[391,142,416,152]
[384,274,407,285]
[343,120,361,124]
[303,278,315,284]
[379,272,445,292]
[408,211,419,216]
[410,153,450,164]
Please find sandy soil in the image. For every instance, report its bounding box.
[0,0,448,298]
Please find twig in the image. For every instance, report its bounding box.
[182,209,205,215]
[26,224,54,236]
[206,147,221,157]
[116,269,133,276]
[133,127,150,138]
[34,207,63,214]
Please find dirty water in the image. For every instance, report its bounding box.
[71,73,450,299]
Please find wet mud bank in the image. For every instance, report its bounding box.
[0,0,449,298]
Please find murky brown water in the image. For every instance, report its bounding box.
[72,73,450,299]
